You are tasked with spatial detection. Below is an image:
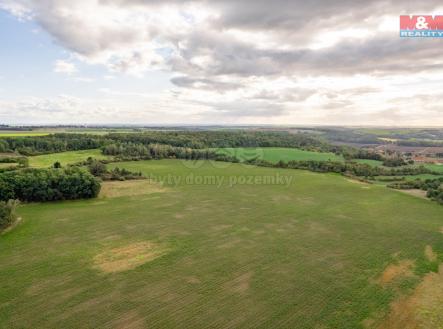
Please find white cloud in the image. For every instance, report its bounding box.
[53,60,77,75]
[1,0,443,125]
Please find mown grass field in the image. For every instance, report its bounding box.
[29,149,110,168]
[1,160,442,328]
[217,147,344,163]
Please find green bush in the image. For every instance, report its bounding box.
[0,167,101,202]
[0,199,19,230]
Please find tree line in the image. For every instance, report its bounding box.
[0,134,105,155]
[245,158,435,178]
[105,130,341,151]
[0,167,100,202]
[102,142,239,162]
[0,156,29,168]
[388,178,443,204]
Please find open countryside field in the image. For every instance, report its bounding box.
[218,147,344,163]
[29,149,111,168]
[0,163,17,169]
[0,128,139,137]
[373,174,443,185]
[0,131,51,137]
[1,160,443,328]
[425,163,443,173]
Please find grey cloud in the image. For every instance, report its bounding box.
[196,98,288,118]
[252,89,316,103]
[171,76,242,91]
[3,0,443,125]
[170,31,443,78]
[11,0,152,57]
[7,0,443,78]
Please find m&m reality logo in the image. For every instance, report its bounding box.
[400,15,443,37]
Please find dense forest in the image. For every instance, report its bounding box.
[104,131,334,150]
[0,131,384,162]
[0,134,105,155]
[1,131,333,154]
[102,142,239,162]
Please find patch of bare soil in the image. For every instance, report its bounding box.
[217,238,243,249]
[425,245,438,262]
[225,272,253,294]
[25,275,72,297]
[295,197,316,205]
[378,264,443,329]
[378,260,415,286]
[99,180,166,198]
[112,310,146,329]
[1,217,22,235]
[346,178,371,186]
[397,189,428,200]
[185,276,201,284]
[272,195,292,202]
[93,242,168,273]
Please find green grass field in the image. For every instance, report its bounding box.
[1,160,442,328]
[217,147,344,163]
[0,163,17,169]
[375,174,443,182]
[424,163,443,173]
[0,131,50,137]
[29,149,110,168]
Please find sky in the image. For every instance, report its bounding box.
[0,0,442,126]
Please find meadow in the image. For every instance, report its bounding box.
[425,163,443,173]
[217,147,344,163]
[0,159,442,328]
[0,131,50,137]
[28,149,111,168]
[0,163,17,169]
[375,174,443,182]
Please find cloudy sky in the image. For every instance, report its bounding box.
[0,0,442,126]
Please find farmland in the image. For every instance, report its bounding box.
[2,0,443,326]
[1,159,442,328]
[0,131,51,137]
[28,149,111,168]
[425,164,443,173]
[0,163,17,169]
